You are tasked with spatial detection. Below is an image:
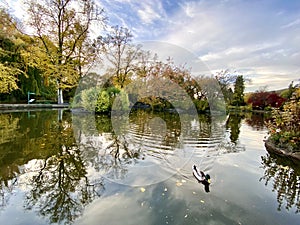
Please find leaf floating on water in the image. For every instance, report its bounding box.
[176,182,183,187]
[140,187,146,192]
[164,188,168,192]
[184,214,188,218]
[200,200,205,203]
[192,191,197,195]
[181,179,186,183]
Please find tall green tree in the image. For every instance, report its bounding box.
[232,75,245,106]
[25,0,106,104]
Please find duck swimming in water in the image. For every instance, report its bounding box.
[192,165,211,192]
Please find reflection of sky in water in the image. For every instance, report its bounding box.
[0,189,49,224]
[74,118,299,225]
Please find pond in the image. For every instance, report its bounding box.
[0,109,299,225]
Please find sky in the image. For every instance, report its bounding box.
[2,0,300,92]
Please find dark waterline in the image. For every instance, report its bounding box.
[0,110,299,225]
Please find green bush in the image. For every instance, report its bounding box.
[81,87,101,111]
[266,87,300,152]
[95,90,111,113]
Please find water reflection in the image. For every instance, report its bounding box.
[225,113,243,144]
[72,110,205,186]
[1,109,297,225]
[260,153,300,213]
[24,121,104,224]
[245,112,271,130]
[0,111,104,224]
[0,111,57,209]
[218,113,245,154]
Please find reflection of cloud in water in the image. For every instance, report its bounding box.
[74,193,152,225]
[74,176,278,225]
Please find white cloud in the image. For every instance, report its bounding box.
[281,18,300,29]
[137,2,163,24]
[156,0,300,92]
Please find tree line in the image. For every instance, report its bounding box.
[1,0,297,115]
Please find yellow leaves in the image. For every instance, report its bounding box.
[140,187,146,193]
[13,37,26,46]
[0,63,19,93]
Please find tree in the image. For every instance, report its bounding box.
[281,81,295,99]
[232,75,245,106]
[215,69,237,105]
[0,8,23,94]
[247,91,286,110]
[25,0,106,104]
[99,26,144,88]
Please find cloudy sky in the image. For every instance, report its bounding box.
[3,0,300,92]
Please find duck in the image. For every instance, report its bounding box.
[192,165,211,192]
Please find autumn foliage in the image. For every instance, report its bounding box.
[266,87,300,152]
[247,91,286,110]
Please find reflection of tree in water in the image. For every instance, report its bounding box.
[25,146,104,224]
[0,111,105,224]
[245,112,270,130]
[96,134,142,180]
[0,174,17,209]
[128,110,182,147]
[226,113,243,144]
[73,113,137,180]
[218,113,245,154]
[0,111,56,209]
[25,118,104,224]
[260,153,300,213]
[74,110,184,181]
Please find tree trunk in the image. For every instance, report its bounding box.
[57,88,64,104]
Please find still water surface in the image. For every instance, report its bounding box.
[0,110,299,225]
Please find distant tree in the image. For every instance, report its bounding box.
[215,69,237,105]
[281,81,295,99]
[266,93,286,108]
[135,58,209,111]
[232,75,245,106]
[247,91,286,110]
[98,26,144,88]
[25,0,106,104]
[247,91,268,109]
